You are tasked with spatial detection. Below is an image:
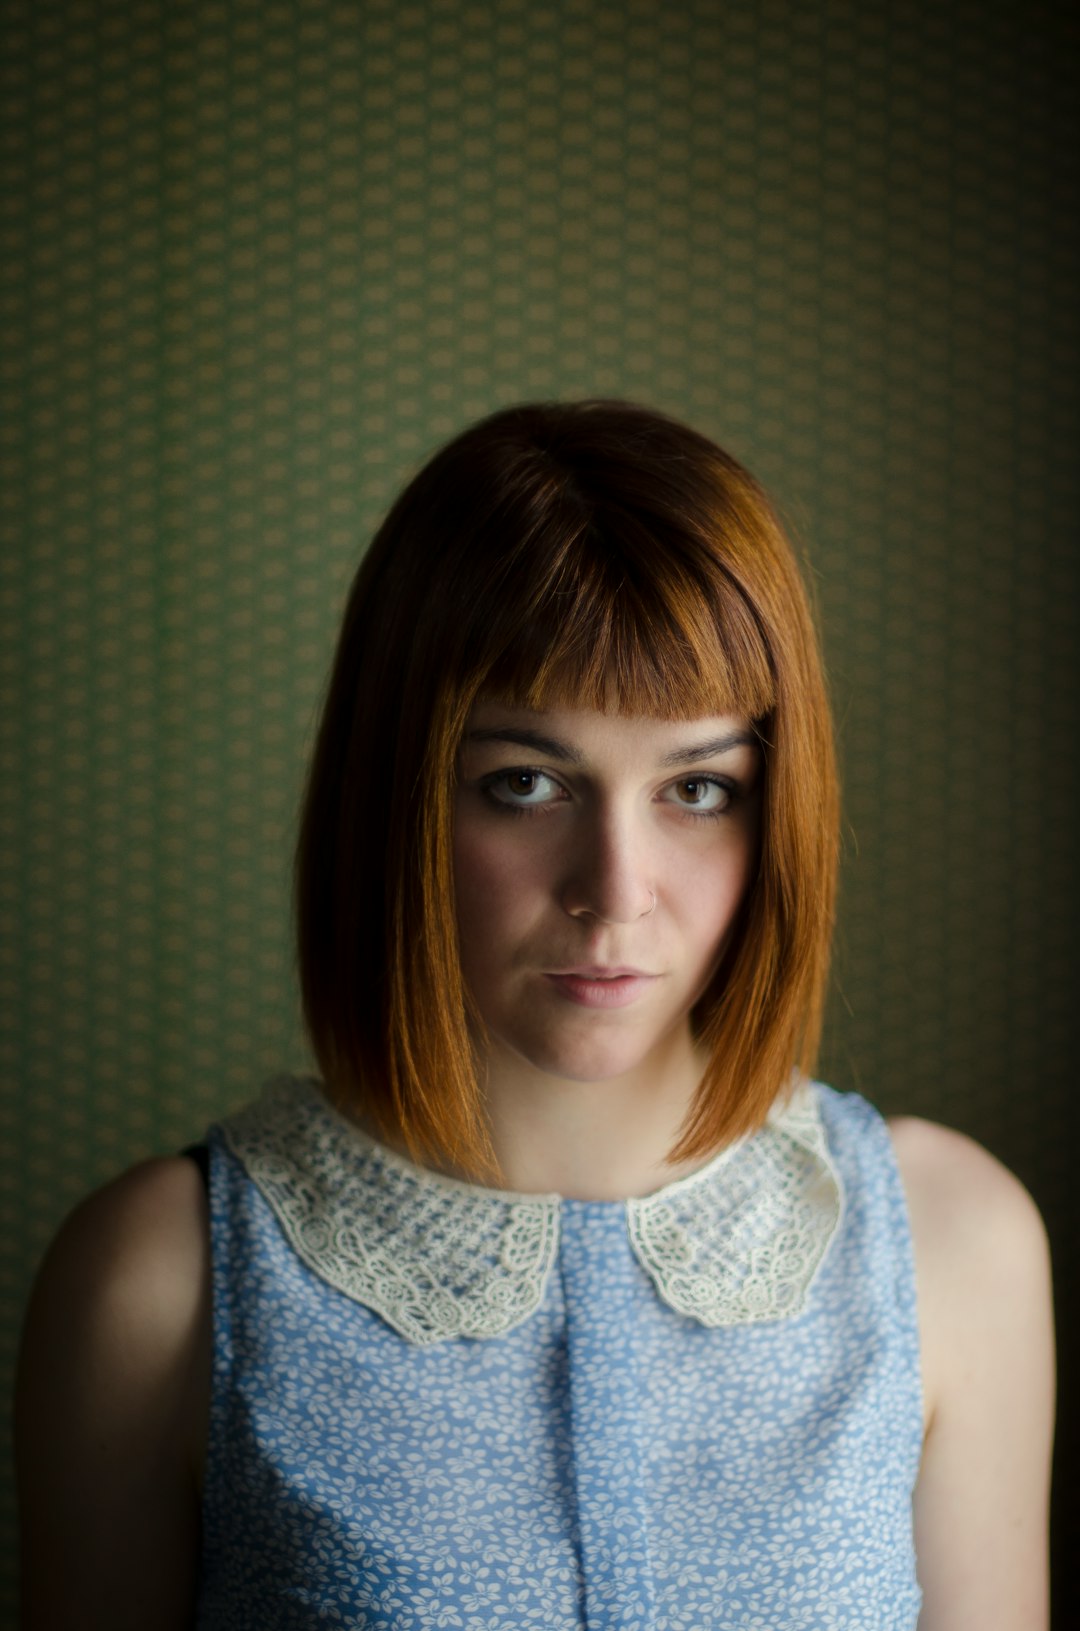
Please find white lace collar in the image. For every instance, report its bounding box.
[219,1075,842,1348]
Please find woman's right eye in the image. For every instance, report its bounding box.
[482,769,564,810]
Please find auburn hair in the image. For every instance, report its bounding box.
[296,400,839,1183]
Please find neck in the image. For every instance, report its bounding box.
[478,1035,711,1201]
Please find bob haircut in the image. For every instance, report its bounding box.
[296,400,839,1184]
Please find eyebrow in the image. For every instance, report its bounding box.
[658,731,759,765]
[464,726,759,767]
[465,727,584,763]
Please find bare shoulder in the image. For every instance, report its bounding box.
[15,1156,211,1630]
[888,1113,1050,1268]
[31,1150,209,1274]
[887,1116,1054,1631]
[886,1113,1052,1411]
[18,1154,211,1398]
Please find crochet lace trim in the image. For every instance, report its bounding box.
[219,1075,842,1347]
[626,1083,843,1326]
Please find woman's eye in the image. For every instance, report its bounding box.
[484,769,563,809]
[665,777,731,813]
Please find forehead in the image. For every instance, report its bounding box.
[462,701,758,766]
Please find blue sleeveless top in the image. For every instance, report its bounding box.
[195,1077,923,1629]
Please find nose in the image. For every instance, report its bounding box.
[559,805,656,924]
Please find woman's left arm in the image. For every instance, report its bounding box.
[889,1116,1055,1631]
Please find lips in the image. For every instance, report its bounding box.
[544,968,658,1009]
[553,965,649,978]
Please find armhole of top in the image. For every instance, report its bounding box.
[182,1141,210,1193]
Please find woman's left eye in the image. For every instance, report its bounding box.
[663,777,732,814]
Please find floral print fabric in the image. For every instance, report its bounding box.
[196,1082,923,1630]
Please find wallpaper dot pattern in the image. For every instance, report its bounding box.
[2,0,1078,1615]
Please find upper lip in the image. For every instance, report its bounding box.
[548,966,653,978]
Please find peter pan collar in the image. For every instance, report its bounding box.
[218,1074,842,1348]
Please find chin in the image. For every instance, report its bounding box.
[514,1040,659,1086]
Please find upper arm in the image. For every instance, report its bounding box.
[14,1155,212,1631]
[890,1117,1055,1631]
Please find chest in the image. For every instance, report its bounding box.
[197,1176,923,1630]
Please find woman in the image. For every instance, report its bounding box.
[16,401,1054,1628]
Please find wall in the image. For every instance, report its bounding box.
[3,0,1077,1616]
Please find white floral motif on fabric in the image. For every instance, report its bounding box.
[220,1075,841,1345]
[197,1080,925,1630]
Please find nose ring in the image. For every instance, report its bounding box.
[642,891,656,917]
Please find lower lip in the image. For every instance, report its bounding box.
[545,973,656,1009]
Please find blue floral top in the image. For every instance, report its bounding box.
[195,1076,923,1629]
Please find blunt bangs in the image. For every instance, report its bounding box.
[474,517,777,726]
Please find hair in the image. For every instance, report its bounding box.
[296,400,839,1183]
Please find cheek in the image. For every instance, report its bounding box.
[675,835,755,951]
[452,823,546,953]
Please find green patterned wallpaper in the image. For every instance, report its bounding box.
[3,0,1077,1615]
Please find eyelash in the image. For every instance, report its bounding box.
[477,768,738,821]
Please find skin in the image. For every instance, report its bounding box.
[14,705,1054,1627]
[451,704,763,1198]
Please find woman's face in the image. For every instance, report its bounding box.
[452,702,762,1094]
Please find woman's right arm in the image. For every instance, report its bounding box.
[14,1155,212,1630]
